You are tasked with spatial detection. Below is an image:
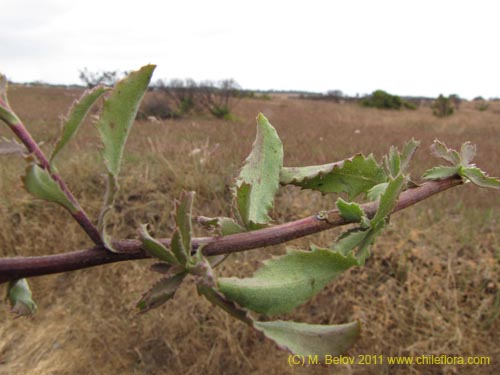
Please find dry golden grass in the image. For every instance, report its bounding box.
[0,86,499,374]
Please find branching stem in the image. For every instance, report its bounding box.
[1,110,103,246]
[0,177,462,284]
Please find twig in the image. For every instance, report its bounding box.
[0,177,462,284]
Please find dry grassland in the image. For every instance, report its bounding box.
[0,86,499,374]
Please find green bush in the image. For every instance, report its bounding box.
[360,90,413,110]
[432,95,454,117]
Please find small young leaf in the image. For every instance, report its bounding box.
[371,174,405,228]
[423,166,459,180]
[430,140,460,166]
[50,86,108,164]
[385,146,401,177]
[136,272,186,313]
[234,113,284,229]
[175,191,194,257]
[366,182,388,201]
[97,64,155,178]
[400,138,420,173]
[461,167,500,189]
[332,228,372,257]
[139,224,178,264]
[280,154,386,200]
[170,227,188,265]
[253,320,361,359]
[196,216,246,236]
[7,278,37,317]
[336,198,365,222]
[23,164,78,213]
[460,142,476,167]
[218,247,358,316]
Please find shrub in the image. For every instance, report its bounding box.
[360,90,413,110]
[137,92,178,120]
[432,94,454,117]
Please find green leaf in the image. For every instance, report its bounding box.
[430,140,460,166]
[336,198,364,222]
[332,228,372,258]
[170,228,188,265]
[136,272,186,313]
[175,191,194,257]
[253,320,361,359]
[461,167,500,189]
[97,64,155,177]
[50,86,108,164]
[0,74,21,126]
[280,154,386,200]
[384,146,401,177]
[7,278,37,317]
[423,166,459,180]
[400,138,420,173]
[460,142,476,167]
[366,182,388,201]
[218,247,358,316]
[196,216,246,236]
[197,284,252,324]
[139,224,178,264]
[234,113,283,229]
[371,174,405,228]
[23,164,78,213]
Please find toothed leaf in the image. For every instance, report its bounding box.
[385,146,401,177]
[50,86,108,164]
[336,198,364,222]
[332,228,373,258]
[7,278,37,317]
[97,64,155,177]
[371,174,405,228]
[197,216,246,236]
[423,166,459,180]
[170,228,188,265]
[460,142,476,167]
[400,138,420,173]
[235,113,283,229]
[175,191,194,257]
[430,140,460,165]
[218,247,358,316]
[253,320,361,359]
[366,182,388,201]
[461,167,500,189]
[280,154,386,200]
[136,272,186,313]
[139,224,178,264]
[23,164,78,213]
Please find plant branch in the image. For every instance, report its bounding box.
[0,177,462,284]
[0,108,103,246]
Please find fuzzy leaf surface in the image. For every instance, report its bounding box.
[218,247,358,316]
[423,166,459,180]
[50,86,108,164]
[461,167,500,189]
[196,216,246,236]
[175,191,194,257]
[235,113,283,228]
[400,138,420,173]
[336,198,364,222]
[139,224,178,264]
[280,154,386,200]
[136,272,186,313]
[460,142,476,166]
[23,164,78,213]
[7,278,37,317]
[97,65,155,177]
[366,182,388,201]
[371,174,405,228]
[430,140,460,165]
[253,320,361,359]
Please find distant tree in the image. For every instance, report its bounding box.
[79,68,126,88]
[449,94,461,110]
[432,95,454,117]
[197,79,241,119]
[360,90,415,110]
[155,78,198,116]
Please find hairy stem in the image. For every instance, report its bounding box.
[0,177,462,284]
[1,111,103,246]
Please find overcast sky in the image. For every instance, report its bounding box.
[1,0,499,99]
